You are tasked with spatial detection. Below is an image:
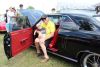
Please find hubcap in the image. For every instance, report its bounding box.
[93,62,98,67]
[83,54,100,67]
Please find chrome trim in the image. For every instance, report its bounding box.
[47,50,78,62]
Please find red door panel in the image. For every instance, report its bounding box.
[10,28,33,56]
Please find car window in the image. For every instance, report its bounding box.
[59,16,79,30]
[93,16,100,23]
[71,15,98,31]
[48,15,61,25]
[93,16,100,27]
[11,16,31,31]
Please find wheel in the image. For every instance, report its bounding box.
[80,53,100,67]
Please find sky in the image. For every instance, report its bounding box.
[0,0,100,14]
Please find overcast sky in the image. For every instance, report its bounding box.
[0,0,100,14]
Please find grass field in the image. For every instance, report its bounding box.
[0,34,78,67]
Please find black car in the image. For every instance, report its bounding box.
[4,9,100,67]
[48,13,100,67]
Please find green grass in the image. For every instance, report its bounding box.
[0,34,78,67]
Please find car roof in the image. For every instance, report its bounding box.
[62,13,90,17]
[47,13,92,18]
[60,9,98,16]
[50,13,92,18]
[47,13,62,16]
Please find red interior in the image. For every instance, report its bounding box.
[48,24,59,52]
[49,29,59,48]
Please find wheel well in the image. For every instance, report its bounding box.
[77,51,90,62]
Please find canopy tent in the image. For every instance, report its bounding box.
[19,9,44,26]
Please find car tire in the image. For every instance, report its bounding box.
[80,53,100,67]
[3,33,11,59]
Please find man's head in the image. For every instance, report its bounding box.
[6,10,8,12]
[41,15,49,24]
[12,7,16,12]
[19,4,23,9]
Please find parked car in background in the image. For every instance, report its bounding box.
[0,15,6,32]
[0,21,6,32]
[3,9,100,67]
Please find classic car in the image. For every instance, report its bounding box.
[4,9,100,67]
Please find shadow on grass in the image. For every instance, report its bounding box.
[48,53,79,67]
[30,47,79,67]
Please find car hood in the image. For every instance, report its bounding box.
[59,29,100,40]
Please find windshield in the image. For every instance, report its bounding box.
[93,16,100,25]
[90,16,100,27]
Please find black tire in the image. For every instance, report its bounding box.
[80,53,100,67]
[3,33,12,59]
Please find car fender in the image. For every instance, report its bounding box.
[76,50,96,62]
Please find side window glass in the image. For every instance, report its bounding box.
[11,16,30,31]
[48,15,61,25]
[60,16,79,30]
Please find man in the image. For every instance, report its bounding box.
[19,4,23,10]
[4,10,8,23]
[51,8,56,13]
[6,7,17,32]
[34,15,55,62]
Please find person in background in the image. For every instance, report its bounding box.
[95,6,100,14]
[17,4,24,16]
[6,7,17,32]
[34,15,55,62]
[19,4,23,10]
[4,10,8,23]
[51,8,56,13]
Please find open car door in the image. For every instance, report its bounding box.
[3,9,44,59]
[4,27,33,59]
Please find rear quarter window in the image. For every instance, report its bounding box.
[71,15,99,31]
